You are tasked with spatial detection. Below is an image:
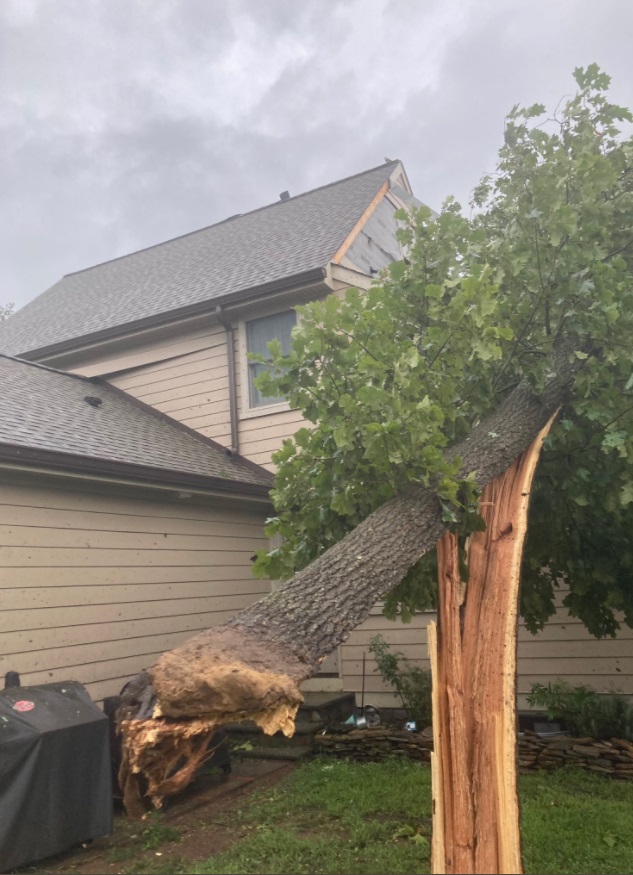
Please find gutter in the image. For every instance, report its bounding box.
[214,306,239,454]
[0,443,272,501]
[16,267,327,362]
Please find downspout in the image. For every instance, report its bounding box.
[215,306,239,455]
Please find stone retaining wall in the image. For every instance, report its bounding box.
[314,728,633,780]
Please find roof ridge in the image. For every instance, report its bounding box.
[62,159,401,280]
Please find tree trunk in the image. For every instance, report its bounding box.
[429,412,557,875]
[118,346,577,816]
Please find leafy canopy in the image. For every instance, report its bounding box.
[254,66,633,637]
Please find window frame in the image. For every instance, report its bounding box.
[239,307,298,418]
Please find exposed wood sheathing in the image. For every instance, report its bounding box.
[331,180,390,265]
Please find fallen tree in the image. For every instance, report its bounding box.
[118,347,575,816]
[118,69,633,875]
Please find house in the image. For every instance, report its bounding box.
[0,355,274,703]
[1,160,631,708]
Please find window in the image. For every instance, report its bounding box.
[246,310,297,408]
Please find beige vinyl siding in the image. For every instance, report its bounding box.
[70,325,235,450]
[515,608,633,703]
[68,324,220,378]
[64,296,369,472]
[0,482,270,704]
[238,410,306,470]
[341,613,430,708]
[69,320,314,468]
[104,322,310,468]
[342,600,633,711]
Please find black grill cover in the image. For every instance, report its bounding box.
[0,681,112,872]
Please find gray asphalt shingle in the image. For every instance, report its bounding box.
[0,356,272,489]
[0,161,399,357]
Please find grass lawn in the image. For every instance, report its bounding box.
[122,758,633,875]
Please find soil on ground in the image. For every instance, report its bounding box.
[17,758,298,875]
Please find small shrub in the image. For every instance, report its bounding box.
[368,635,432,727]
[140,815,182,850]
[527,679,633,741]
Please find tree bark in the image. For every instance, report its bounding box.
[429,412,557,875]
[118,344,577,815]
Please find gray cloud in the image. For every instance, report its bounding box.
[1,0,631,308]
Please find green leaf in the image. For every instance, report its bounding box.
[253,69,633,642]
[389,260,407,281]
[603,430,626,449]
[620,482,633,507]
[392,824,416,840]
[332,426,352,450]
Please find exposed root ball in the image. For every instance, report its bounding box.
[118,628,306,816]
[149,627,305,723]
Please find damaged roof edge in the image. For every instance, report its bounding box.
[0,442,273,500]
[17,267,328,362]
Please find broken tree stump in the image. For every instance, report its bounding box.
[429,412,557,875]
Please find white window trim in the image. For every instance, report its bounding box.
[240,397,292,420]
[238,306,299,419]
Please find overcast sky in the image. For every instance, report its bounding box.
[2,0,631,309]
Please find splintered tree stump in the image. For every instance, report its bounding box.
[116,357,574,817]
[429,412,557,875]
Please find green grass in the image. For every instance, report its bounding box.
[139,816,182,851]
[520,768,633,874]
[186,758,431,875]
[123,758,633,875]
[107,845,134,863]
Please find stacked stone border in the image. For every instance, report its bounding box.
[314,728,633,779]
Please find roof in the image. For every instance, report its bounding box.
[0,161,401,358]
[0,355,272,494]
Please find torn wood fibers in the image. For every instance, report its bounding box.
[118,630,304,817]
[429,413,558,875]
